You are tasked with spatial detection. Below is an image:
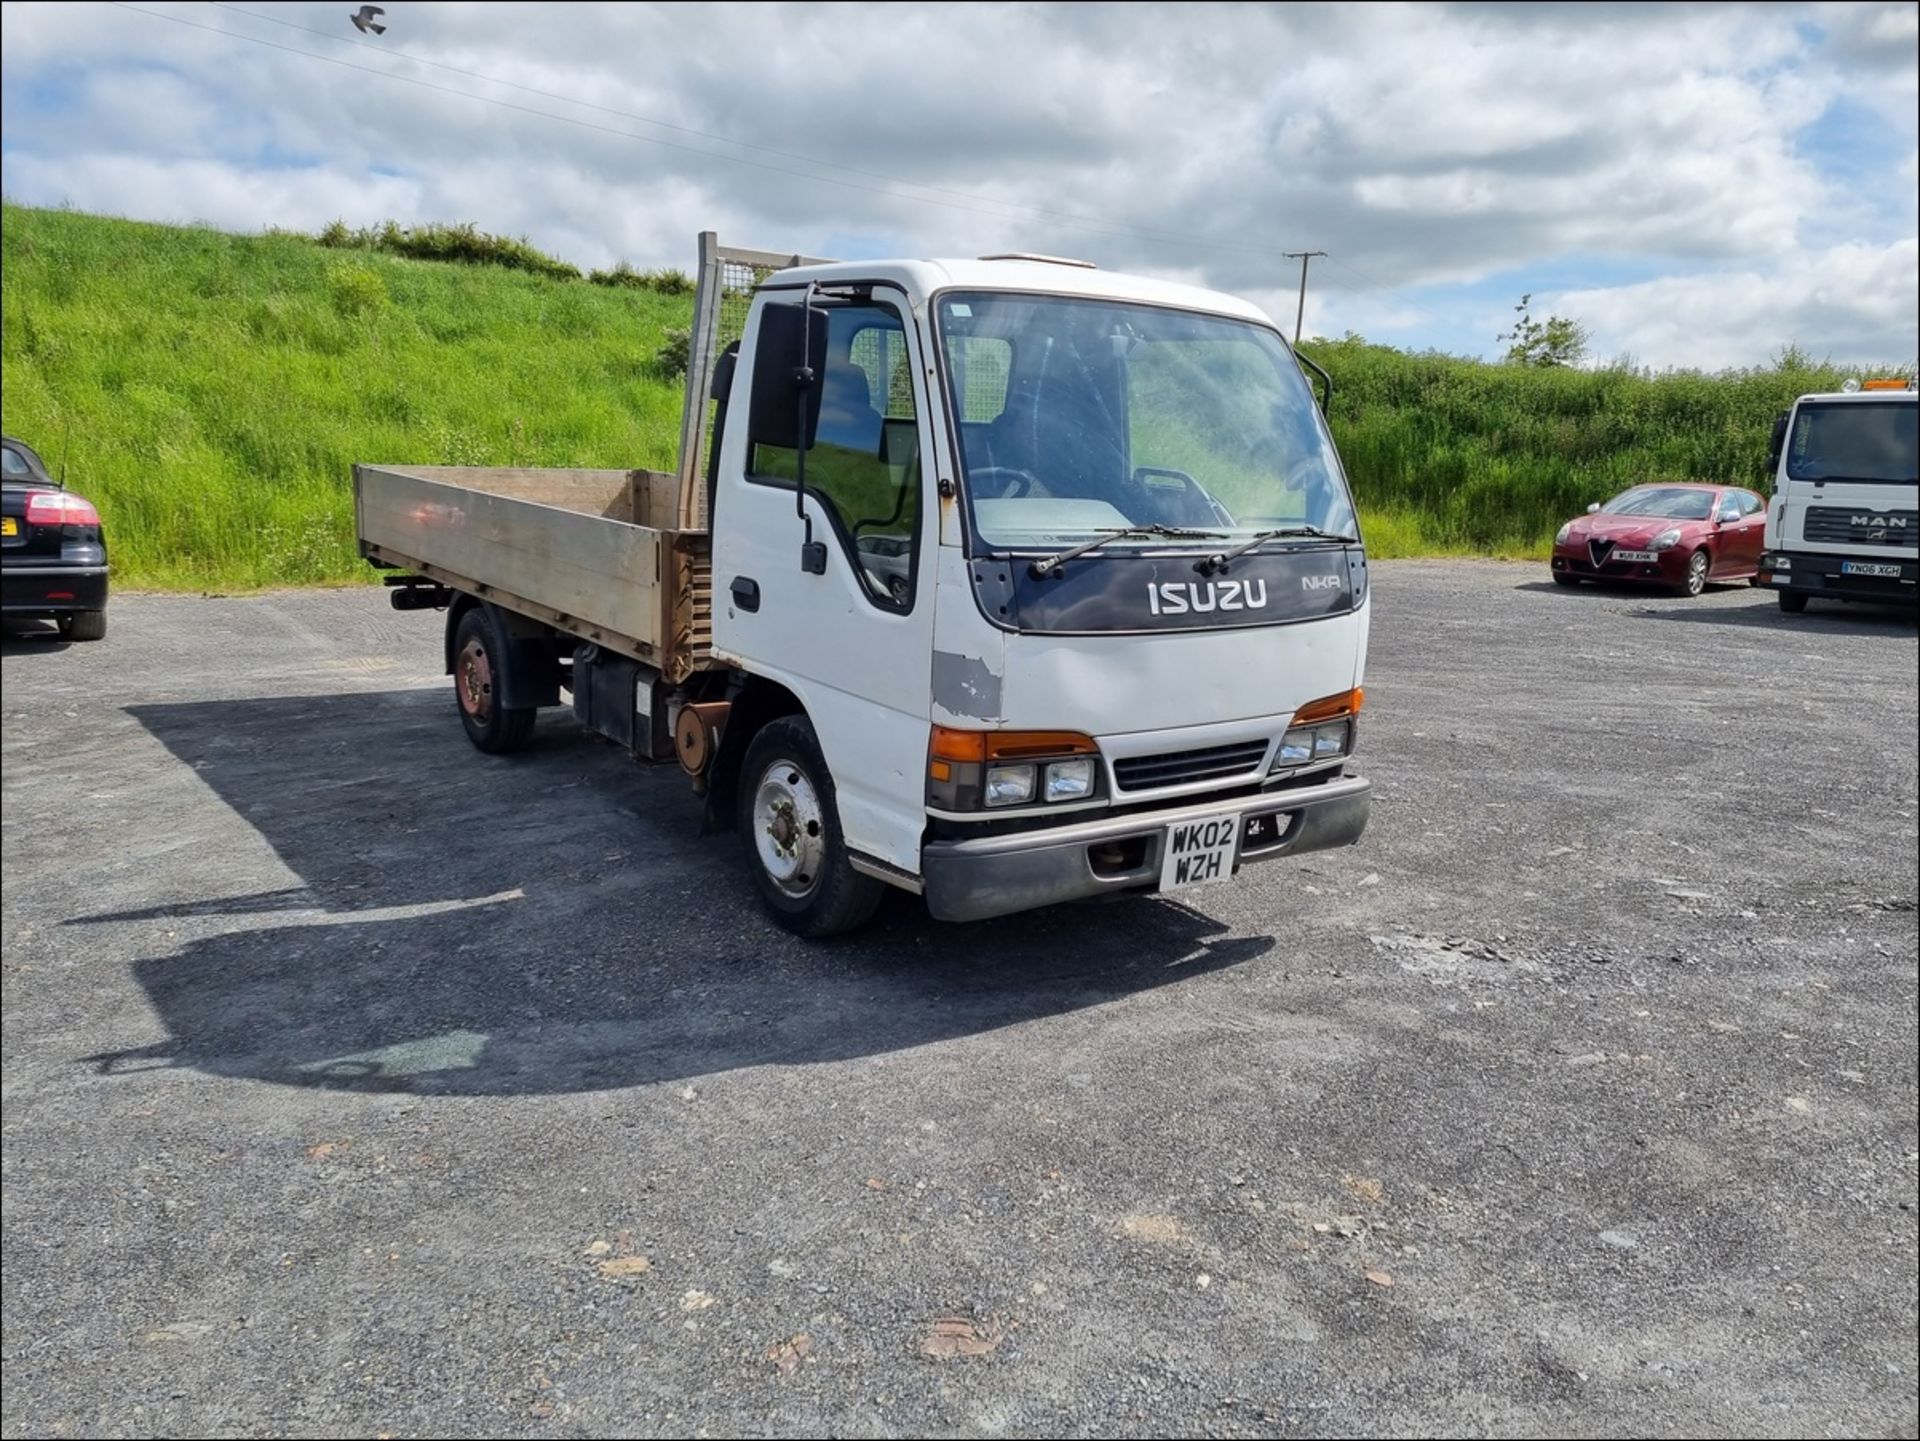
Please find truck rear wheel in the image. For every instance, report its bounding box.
[738,716,883,938]
[453,608,537,754]
[1778,589,1809,614]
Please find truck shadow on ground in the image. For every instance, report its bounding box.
[1627,600,1918,633]
[77,691,1272,1095]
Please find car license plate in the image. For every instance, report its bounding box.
[0,517,16,537]
[1159,813,1239,891]
[1842,560,1902,578]
[1611,549,1658,563]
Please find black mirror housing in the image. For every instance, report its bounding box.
[747,301,830,452]
[1764,411,1788,475]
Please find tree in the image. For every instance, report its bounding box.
[1499,293,1590,367]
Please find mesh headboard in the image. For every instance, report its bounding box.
[676,233,834,529]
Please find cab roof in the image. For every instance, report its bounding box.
[766,256,1277,329]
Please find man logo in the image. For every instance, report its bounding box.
[1146,578,1270,615]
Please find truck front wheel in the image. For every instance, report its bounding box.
[453,608,537,754]
[1778,589,1809,614]
[738,716,884,938]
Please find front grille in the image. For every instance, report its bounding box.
[1802,506,1918,547]
[1112,739,1269,791]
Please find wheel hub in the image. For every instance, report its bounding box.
[752,761,825,898]
[457,637,493,722]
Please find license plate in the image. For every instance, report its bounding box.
[1611,549,1658,563]
[1159,813,1239,891]
[1842,561,1902,578]
[0,517,16,537]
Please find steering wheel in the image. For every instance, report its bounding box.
[1132,467,1237,529]
[968,466,1039,499]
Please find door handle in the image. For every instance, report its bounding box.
[730,576,760,613]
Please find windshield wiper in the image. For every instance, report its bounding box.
[1194,525,1356,574]
[1028,525,1224,579]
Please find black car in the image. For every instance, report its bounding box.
[2,435,109,641]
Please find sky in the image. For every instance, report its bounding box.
[1,0,1915,371]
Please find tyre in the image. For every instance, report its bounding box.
[452,607,536,754]
[1679,549,1710,597]
[1777,589,1809,614]
[59,610,107,642]
[737,715,884,938]
[1552,572,1580,588]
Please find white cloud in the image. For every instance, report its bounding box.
[1553,237,1920,369]
[0,0,1913,368]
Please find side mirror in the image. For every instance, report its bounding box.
[746,299,833,574]
[1765,412,1788,476]
[747,301,830,453]
[1586,502,1601,514]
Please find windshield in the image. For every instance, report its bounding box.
[1602,486,1715,520]
[1786,401,1918,484]
[935,293,1356,550]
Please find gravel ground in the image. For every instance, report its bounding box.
[3,560,1916,1439]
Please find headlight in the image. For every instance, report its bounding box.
[984,763,1036,807]
[1554,523,1572,545]
[1275,720,1350,769]
[927,726,1103,812]
[1648,527,1684,551]
[1043,757,1095,802]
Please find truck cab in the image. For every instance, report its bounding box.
[1756,380,1918,613]
[710,255,1369,928]
[358,239,1372,935]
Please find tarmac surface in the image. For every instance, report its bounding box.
[3,561,1916,1437]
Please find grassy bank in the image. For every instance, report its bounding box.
[1296,336,1894,559]
[1,204,1901,585]
[2,205,687,588]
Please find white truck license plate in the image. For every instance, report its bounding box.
[1842,560,1902,578]
[1159,813,1239,891]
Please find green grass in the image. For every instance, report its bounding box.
[1298,335,1906,559]
[3,204,688,588]
[2,203,1908,588]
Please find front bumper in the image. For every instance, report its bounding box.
[921,773,1371,923]
[1550,545,1688,585]
[1753,550,1917,602]
[1,564,110,616]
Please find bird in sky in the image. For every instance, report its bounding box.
[350,5,386,35]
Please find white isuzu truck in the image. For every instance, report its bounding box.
[1755,379,1918,614]
[356,236,1371,934]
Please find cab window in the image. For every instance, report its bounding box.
[750,301,920,610]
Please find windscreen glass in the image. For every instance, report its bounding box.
[937,293,1356,550]
[1786,402,1918,484]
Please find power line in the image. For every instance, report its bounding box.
[1320,252,1456,330]
[111,0,1456,324]
[205,1,1294,258]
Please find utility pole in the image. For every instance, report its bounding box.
[1283,250,1327,346]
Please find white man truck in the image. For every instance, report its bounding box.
[355,236,1371,935]
[1755,378,1918,614]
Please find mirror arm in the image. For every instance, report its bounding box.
[1295,350,1334,413]
[795,282,827,575]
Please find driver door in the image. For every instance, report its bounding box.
[710,285,937,874]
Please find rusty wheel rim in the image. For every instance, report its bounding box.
[457,636,494,723]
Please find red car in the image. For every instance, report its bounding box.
[1550,483,1767,596]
